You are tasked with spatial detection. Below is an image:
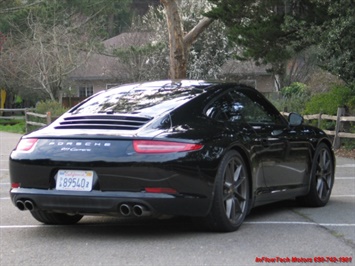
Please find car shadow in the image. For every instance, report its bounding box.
[27,216,199,238]
[247,199,300,219]
[24,199,306,239]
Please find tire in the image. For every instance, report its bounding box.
[203,150,250,232]
[30,210,83,225]
[298,143,335,207]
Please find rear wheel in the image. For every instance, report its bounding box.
[298,143,334,207]
[30,210,83,225]
[203,150,250,232]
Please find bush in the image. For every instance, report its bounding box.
[304,85,355,115]
[341,139,355,151]
[347,96,355,115]
[280,82,309,98]
[268,82,310,113]
[25,101,69,133]
[35,100,68,117]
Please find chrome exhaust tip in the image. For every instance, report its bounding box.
[119,204,131,216]
[132,205,151,217]
[24,200,35,211]
[16,200,26,211]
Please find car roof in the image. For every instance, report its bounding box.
[108,80,221,90]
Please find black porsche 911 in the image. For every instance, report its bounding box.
[9,80,335,232]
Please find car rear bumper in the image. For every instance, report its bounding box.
[10,188,211,217]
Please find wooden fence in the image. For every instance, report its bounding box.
[282,107,355,149]
[25,110,51,133]
[0,108,31,120]
[0,108,51,133]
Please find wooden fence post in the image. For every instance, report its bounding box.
[333,107,346,149]
[46,112,51,125]
[25,108,29,133]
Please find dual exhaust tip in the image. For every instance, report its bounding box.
[16,200,35,211]
[119,204,151,217]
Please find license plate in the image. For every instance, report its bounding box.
[56,170,93,191]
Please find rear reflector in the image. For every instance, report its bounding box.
[133,140,203,153]
[16,138,38,151]
[145,187,177,194]
[11,183,20,188]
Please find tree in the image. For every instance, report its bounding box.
[106,32,168,83]
[0,4,101,103]
[206,0,354,85]
[62,0,133,37]
[160,0,214,79]
[312,0,355,84]
[207,1,327,84]
[123,0,232,81]
[0,0,133,104]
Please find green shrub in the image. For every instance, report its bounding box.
[280,82,309,98]
[304,85,355,115]
[347,96,355,115]
[268,83,310,114]
[349,123,355,133]
[25,101,69,133]
[35,100,68,117]
[341,139,355,150]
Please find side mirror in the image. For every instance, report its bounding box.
[288,113,303,127]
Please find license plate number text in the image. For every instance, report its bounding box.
[56,170,93,191]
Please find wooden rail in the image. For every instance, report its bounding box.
[281,107,355,149]
[0,108,33,120]
[0,108,51,133]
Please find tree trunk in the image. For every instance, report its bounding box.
[161,0,186,79]
[161,0,214,80]
[57,89,63,105]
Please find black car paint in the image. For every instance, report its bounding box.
[9,80,333,220]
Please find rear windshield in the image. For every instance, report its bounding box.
[71,81,207,117]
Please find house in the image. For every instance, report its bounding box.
[64,32,153,107]
[220,59,279,93]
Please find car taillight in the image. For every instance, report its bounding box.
[133,140,203,153]
[16,138,38,151]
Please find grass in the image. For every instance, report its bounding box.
[0,119,26,134]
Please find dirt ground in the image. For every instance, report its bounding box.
[334,148,355,159]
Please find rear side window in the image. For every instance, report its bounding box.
[205,94,239,122]
[205,88,285,125]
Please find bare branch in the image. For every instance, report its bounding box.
[183,17,214,48]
